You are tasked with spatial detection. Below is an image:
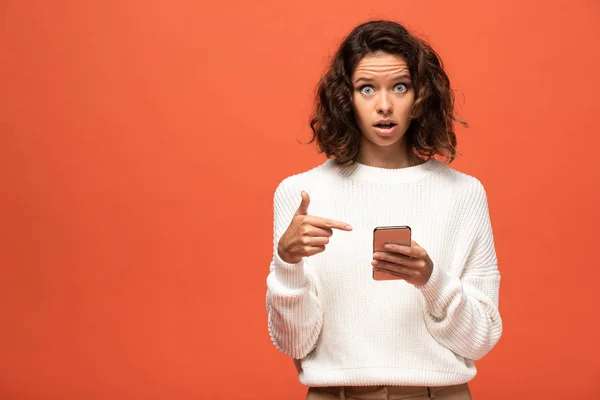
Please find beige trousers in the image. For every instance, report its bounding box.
[306,383,472,400]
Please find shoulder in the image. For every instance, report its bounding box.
[433,162,489,202]
[271,160,335,216]
[274,159,335,197]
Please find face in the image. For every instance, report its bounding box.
[351,52,415,158]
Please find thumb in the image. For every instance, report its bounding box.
[295,191,310,216]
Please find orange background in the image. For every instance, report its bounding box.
[1,1,599,399]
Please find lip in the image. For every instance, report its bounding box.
[373,119,397,125]
[373,124,397,137]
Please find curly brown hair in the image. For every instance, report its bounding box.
[309,20,466,166]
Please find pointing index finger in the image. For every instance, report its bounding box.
[307,216,352,231]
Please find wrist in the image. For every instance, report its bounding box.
[277,245,301,264]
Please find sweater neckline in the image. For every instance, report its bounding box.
[329,157,444,184]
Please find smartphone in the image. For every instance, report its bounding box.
[372,225,411,281]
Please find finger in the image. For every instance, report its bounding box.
[303,245,326,257]
[383,243,424,258]
[373,267,413,280]
[410,241,428,259]
[372,261,421,277]
[373,252,426,270]
[301,236,330,246]
[302,225,333,238]
[305,215,352,231]
[295,191,310,216]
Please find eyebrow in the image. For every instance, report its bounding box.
[354,75,411,84]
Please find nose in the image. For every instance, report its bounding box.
[376,92,393,115]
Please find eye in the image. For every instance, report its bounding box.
[359,85,375,95]
[394,83,409,93]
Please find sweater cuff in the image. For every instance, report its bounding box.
[416,264,458,304]
[271,251,310,293]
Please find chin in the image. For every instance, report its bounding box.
[371,134,404,147]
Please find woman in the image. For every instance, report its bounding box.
[266,20,502,400]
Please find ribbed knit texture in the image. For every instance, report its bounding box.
[266,158,502,387]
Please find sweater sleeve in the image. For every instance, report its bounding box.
[417,182,502,361]
[265,179,323,359]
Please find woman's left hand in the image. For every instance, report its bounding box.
[371,240,434,286]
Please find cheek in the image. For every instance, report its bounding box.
[397,99,415,120]
[352,98,369,123]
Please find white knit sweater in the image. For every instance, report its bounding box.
[266,158,502,387]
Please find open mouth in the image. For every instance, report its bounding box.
[374,123,397,129]
[373,122,398,136]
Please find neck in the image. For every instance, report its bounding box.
[357,138,423,169]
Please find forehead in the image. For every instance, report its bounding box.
[352,52,410,79]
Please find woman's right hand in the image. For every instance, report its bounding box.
[277,191,353,264]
